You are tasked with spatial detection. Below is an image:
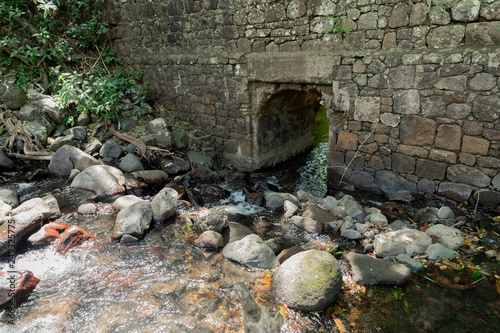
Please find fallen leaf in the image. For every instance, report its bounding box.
[332,315,346,333]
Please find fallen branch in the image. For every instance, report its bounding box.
[108,126,147,156]
[6,153,52,161]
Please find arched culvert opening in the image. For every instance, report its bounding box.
[252,87,323,170]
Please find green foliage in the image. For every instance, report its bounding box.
[0,0,148,124]
[392,287,404,301]
[51,67,148,124]
[323,16,351,35]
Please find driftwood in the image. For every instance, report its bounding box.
[0,112,52,157]
[109,126,147,156]
[6,153,52,161]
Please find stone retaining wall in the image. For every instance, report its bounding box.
[105,0,500,203]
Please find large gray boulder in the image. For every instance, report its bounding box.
[151,187,178,223]
[425,224,464,250]
[271,250,342,312]
[48,145,100,177]
[374,229,432,257]
[111,201,153,241]
[223,234,279,269]
[347,252,411,285]
[25,122,48,146]
[196,206,229,233]
[71,165,125,198]
[221,222,254,245]
[194,230,224,249]
[100,141,124,159]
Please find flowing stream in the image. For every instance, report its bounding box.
[1,110,499,332]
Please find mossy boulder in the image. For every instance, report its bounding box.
[271,249,342,312]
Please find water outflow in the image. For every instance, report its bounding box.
[271,106,329,197]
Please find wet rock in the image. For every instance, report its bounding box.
[0,270,40,311]
[290,216,323,234]
[131,170,169,185]
[190,166,217,184]
[55,225,95,254]
[0,150,14,170]
[256,181,279,192]
[113,195,145,212]
[199,184,230,203]
[368,212,388,226]
[100,141,124,159]
[48,135,74,151]
[187,189,204,207]
[265,192,300,210]
[245,192,266,206]
[395,254,424,273]
[187,150,214,168]
[112,201,153,241]
[272,250,342,312]
[265,238,283,255]
[11,197,53,219]
[302,204,336,223]
[118,154,144,173]
[223,234,279,269]
[425,225,464,250]
[234,282,283,333]
[151,188,178,223]
[194,230,224,249]
[41,194,60,218]
[284,200,299,218]
[277,246,306,264]
[76,203,97,215]
[0,189,19,208]
[71,165,126,199]
[347,252,411,285]
[160,158,190,175]
[374,229,432,257]
[2,85,26,109]
[196,206,228,233]
[119,234,139,246]
[164,182,187,200]
[341,229,362,240]
[413,207,439,225]
[387,190,413,203]
[221,222,254,245]
[425,243,460,261]
[389,219,411,231]
[48,145,100,178]
[27,222,69,246]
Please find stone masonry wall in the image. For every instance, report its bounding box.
[104,0,500,204]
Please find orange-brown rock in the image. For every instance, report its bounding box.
[55,226,95,255]
[27,222,70,246]
[0,270,40,310]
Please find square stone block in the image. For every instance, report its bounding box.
[400,115,436,146]
[435,124,462,151]
[416,159,447,180]
[354,97,381,123]
[462,136,490,155]
[337,131,358,151]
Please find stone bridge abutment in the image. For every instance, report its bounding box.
[105,0,500,205]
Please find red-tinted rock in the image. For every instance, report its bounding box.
[186,189,204,207]
[55,226,95,255]
[131,170,169,185]
[189,166,216,183]
[28,227,61,246]
[0,270,40,310]
[199,184,230,203]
